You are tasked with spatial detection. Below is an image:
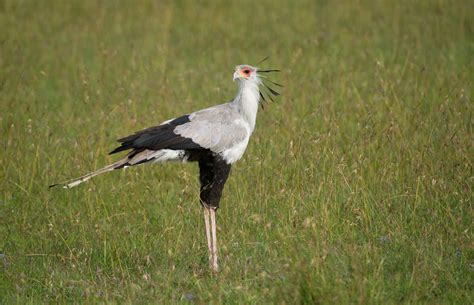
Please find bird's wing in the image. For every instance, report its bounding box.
[174,105,248,154]
[109,103,247,155]
[109,114,202,155]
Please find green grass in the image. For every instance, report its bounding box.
[1,0,472,303]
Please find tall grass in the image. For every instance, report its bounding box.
[1,0,472,303]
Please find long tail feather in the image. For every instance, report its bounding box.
[50,158,128,189]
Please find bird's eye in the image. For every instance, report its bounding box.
[243,69,250,74]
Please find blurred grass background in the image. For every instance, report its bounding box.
[0,0,472,303]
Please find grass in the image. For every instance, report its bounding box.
[0,0,472,303]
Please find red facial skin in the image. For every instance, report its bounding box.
[240,67,252,78]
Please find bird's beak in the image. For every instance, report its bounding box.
[233,71,240,82]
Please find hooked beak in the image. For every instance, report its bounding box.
[233,70,240,82]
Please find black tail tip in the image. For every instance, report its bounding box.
[49,184,58,188]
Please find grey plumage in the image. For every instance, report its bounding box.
[174,103,248,154]
[50,63,281,273]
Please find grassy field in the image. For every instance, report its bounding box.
[1,0,472,303]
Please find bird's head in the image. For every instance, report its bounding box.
[233,62,282,106]
[233,65,260,83]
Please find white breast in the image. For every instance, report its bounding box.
[221,138,250,164]
[220,118,252,164]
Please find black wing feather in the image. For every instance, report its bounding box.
[109,115,203,155]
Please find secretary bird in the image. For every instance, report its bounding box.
[51,63,281,272]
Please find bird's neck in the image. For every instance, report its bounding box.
[233,81,260,131]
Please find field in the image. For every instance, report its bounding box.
[0,0,472,303]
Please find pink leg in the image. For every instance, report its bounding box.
[210,208,219,273]
[203,207,212,266]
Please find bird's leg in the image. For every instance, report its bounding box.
[203,207,213,266]
[198,155,231,273]
[209,207,218,273]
